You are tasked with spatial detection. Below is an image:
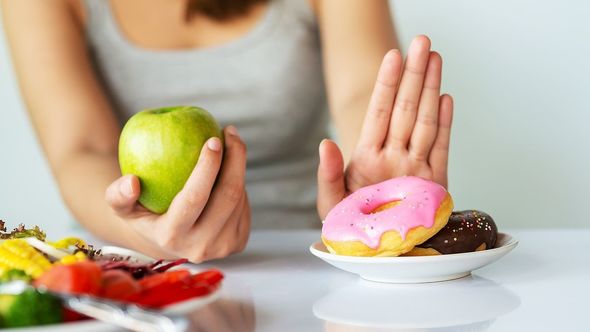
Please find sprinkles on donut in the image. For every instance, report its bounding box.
[404,210,498,256]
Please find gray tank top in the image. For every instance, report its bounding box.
[83,0,328,229]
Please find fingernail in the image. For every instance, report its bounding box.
[319,139,327,153]
[409,39,421,52]
[207,137,222,151]
[386,49,400,59]
[319,139,332,160]
[226,125,239,136]
[121,179,134,197]
[411,35,430,50]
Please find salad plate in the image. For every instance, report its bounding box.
[0,223,223,331]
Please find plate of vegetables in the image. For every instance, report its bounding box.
[0,221,223,330]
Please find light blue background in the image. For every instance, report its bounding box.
[1,0,589,237]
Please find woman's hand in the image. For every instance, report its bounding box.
[105,126,250,263]
[318,35,454,219]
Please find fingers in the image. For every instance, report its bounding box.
[429,94,454,188]
[206,193,250,261]
[105,174,141,217]
[387,35,432,149]
[166,136,223,229]
[184,126,249,262]
[195,126,247,234]
[317,139,346,220]
[236,194,251,252]
[409,51,443,160]
[357,49,403,150]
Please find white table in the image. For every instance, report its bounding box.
[67,229,590,331]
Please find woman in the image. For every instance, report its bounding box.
[2,0,452,262]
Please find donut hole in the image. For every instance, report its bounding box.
[370,200,402,214]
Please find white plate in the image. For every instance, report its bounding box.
[310,233,518,283]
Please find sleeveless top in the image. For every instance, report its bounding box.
[83,0,328,229]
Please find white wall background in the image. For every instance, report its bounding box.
[1,0,589,236]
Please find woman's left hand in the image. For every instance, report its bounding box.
[317,35,454,219]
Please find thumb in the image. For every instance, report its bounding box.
[105,174,141,217]
[317,139,346,220]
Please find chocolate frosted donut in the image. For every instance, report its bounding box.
[405,210,497,256]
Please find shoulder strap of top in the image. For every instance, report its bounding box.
[81,0,110,32]
[279,0,317,28]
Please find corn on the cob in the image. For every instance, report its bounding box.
[48,237,87,249]
[0,261,9,275]
[0,239,52,278]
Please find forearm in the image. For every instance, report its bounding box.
[316,0,399,162]
[330,36,400,162]
[330,40,399,162]
[54,150,169,258]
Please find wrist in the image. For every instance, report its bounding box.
[111,218,177,260]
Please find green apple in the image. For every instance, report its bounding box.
[118,106,223,214]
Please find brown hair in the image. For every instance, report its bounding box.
[186,0,270,21]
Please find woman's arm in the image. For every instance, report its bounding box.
[2,0,250,261]
[2,0,127,239]
[313,0,398,161]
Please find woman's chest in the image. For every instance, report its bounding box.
[89,14,327,161]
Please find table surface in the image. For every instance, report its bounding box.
[63,228,589,332]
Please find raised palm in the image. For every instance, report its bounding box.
[317,35,453,219]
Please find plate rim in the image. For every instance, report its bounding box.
[309,232,518,263]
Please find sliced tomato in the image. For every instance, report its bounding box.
[127,280,212,308]
[122,269,223,308]
[191,269,223,286]
[167,282,212,304]
[100,269,141,300]
[150,282,211,307]
[34,261,102,295]
[138,269,191,289]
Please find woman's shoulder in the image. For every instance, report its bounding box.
[2,0,85,33]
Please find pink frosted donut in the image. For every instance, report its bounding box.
[321,176,454,256]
